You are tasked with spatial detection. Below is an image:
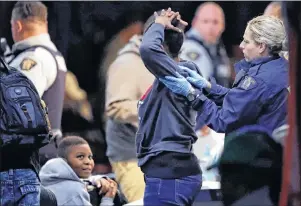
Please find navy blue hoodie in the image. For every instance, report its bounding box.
[136,23,201,178]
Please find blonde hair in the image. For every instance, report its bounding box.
[246,15,286,55]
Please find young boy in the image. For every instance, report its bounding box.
[137,8,202,205]
[39,136,117,206]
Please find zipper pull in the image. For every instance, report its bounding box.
[21,104,32,128]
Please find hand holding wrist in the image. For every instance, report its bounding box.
[154,18,166,27]
[154,8,187,33]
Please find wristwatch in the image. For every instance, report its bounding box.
[187,89,197,102]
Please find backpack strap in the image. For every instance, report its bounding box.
[0,56,10,73]
[9,45,62,72]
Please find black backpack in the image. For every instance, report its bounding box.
[0,57,51,148]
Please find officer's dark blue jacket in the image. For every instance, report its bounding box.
[137,23,201,174]
[194,55,289,134]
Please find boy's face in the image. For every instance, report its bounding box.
[66,144,95,179]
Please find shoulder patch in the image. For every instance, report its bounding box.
[240,76,257,90]
[20,58,37,71]
[186,51,201,61]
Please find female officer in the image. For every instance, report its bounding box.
[160,15,289,134]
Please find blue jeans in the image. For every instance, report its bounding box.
[144,174,202,206]
[0,169,40,206]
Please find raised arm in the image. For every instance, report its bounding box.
[139,23,179,78]
[139,9,187,79]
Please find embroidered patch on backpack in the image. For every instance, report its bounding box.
[20,58,37,71]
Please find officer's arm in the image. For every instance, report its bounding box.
[195,81,230,130]
[139,23,181,78]
[12,49,58,97]
[180,40,229,105]
[191,80,265,133]
[203,82,230,106]
[12,55,46,97]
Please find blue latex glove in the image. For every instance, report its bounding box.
[159,72,193,97]
[179,66,211,90]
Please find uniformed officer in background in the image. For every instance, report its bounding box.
[7,1,67,164]
[180,2,232,88]
[180,2,231,165]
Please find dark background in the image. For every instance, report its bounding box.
[0,1,271,149]
[0,1,270,94]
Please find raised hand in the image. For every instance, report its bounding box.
[154,8,188,33]
[175,13,188,32]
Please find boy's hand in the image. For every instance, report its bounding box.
[104,179,118,198]
[175,13,188,31]
[154,8,187,33]
[95,178,111,195]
